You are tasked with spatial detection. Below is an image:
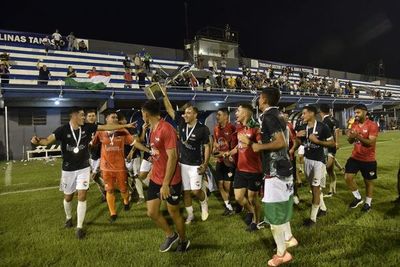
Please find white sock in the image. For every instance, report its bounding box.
[77,201,87,229]
[271,224,286,256]
[319,192,327,211]
[352,190,362,199]
[365,197,372,206]
[310,204,319,222]
[135,178,144,199]
[63,199,72,220]
[329,180,337,193]
[185,206,194,217]
[224,200,233,210]
[283,222,293,241]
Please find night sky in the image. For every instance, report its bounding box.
[2,0,400,79]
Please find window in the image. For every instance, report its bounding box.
[33,110,47,125]
[60,111,70,125]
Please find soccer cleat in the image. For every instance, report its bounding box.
[235,204,244,214]
[361,203,371,213]
[317,209,327,217]
[124,203,130,211]
[324,192,333,198]
[246,222,258,232]
[267,251,293,266]
[222,207,234,216]
[64,218,73,228]
[201,201,209,221]
[349,198,364,209]
[303,218,316,228]
[110,215,118,223]
[185,215,195,225]
[176,239,191,252]
[159,232,179,252]
[285,237,298,249]
[244,212,254,226]
[76,228,85,239]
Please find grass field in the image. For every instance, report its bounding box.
[1,132,400,267]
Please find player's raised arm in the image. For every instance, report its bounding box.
[31,133,56,146]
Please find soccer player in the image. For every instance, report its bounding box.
[213,107,238,215]
[163,91,211,224]
[295,105,335,227]
[86,109,106,202]
[225,103,262,231]
[92,110,147,222]
[240,88,297,266]
[31,107,135,239]
[345,104,379,212]
[117,113,145,204]
[141,100,189,252]
[319,104,340,197]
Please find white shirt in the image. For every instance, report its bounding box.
[52,32,62,41]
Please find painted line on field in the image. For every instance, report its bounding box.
[4,162,12,186]
[5,182,29,187]
[0,186,58,196]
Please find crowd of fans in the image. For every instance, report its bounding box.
[41,29,88,55]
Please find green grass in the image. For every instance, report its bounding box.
[1,132,400,266]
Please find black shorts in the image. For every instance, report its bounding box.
[327,147,337,157]
[147,180,182,205]
[215,162,235,182]
[345,157,377,180]
[234,171,263,192]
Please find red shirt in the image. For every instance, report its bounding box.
[351,119,379,162]
[213,122,238,163]
[92,129,134,172]
[287,122,296,149]
[237,125,262,173]
[150,120,181,185]
[124,73,133,83]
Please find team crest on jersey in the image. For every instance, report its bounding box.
[369,171,375,176]
[67,134,71,138]
[155,137,160,142]
[363,129,368,133]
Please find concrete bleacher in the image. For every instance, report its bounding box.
[1,43,190,88]
[1,42,400,99]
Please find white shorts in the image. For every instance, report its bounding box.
[89,158,100,174]
[139,159,152,173]
[59,167,91,195]
[298,145,305,156]
[304,158,326,188]
[181,163,202,191]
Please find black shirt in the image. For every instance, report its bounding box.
[260,107,292,178]
[322,115,339,141]
[53,123,98,171]
[39,67,50,80]
[298,121,332,163]
[137,72,147,84]
[176,117,210,166]
[67,70,77,78]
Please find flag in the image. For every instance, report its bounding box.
[65,72,111,90]
[262,177,294,225]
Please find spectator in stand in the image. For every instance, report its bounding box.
[208,58,214,72]
[136,69,149,89]
[0,52,10,68]
[124,69,133,89]
[220,56,227,74]
[227,75,236,90]
[236,75,243,90]
[204,76,211,91]
[0,63,10,88]
[143,50,152,72]
[123,56,132,70]
[134,53,142,74]
[36,60,51,85]
[86,67,98,78]
[42,36,52,55]
[52,29,62,50]
[66,32,76,51]
[67,66,77,78]
[78,40,88,52]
